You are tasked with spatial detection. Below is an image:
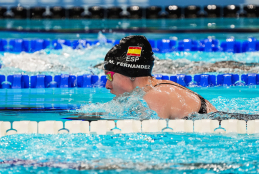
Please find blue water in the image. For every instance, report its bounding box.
[1,31,259,41]
[0,83,258,173]
[1,18,259,31]
[1,133,259,173]
[0,30,259,173]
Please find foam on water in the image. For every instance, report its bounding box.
[4,49,258,76]
[0,32,111,76]
[0,44,111,76]
[75,87,159,120]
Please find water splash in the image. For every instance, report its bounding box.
[0,44,112,76]
[75,87,159,120]
[97,31,107,44]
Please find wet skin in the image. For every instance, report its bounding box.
[105,71,217,119]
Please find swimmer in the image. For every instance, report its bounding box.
[104,35,217,119]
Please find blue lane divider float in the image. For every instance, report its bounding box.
[194,74,216,87]
[216,74,239,86]
[100,75,107,87]
[241,74,259,85]
[178,39,199,52]
[199,39,220,52]
[156,39,177,52]
[220,38,241,53]
[52,39,71,50]
[77,74,93,88]
[0,73,258,89]
[242,38,259,52]
[31,75,52,88]
[54,74,77,88]
[5,74,29,89]
[0,38,258,53]
[30,39,50,52]
[154,73,259,87]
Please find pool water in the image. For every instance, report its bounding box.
[0,85,259,173]
[0,32,259,173]
[1,132,259,173]
[1,18,259,31]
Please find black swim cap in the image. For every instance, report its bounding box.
[104,35,154,77]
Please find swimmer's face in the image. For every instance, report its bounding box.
[105,70,134,96]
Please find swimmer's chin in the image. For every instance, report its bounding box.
[109,90,123,97]
[109,89,116,95]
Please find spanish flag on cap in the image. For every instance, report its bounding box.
[127,46,142,57]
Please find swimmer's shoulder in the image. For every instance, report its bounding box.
[143,79,180,100]
[143,84,179,119]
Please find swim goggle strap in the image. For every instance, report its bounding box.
[106,71,115,82]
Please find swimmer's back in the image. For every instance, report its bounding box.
[143,79,217,119]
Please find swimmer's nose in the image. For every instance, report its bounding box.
[105,80,112,90]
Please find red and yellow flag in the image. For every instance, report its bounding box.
[127,46,142,56]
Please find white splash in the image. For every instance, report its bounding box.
[0,44,112,76]
[75,87,159,120]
